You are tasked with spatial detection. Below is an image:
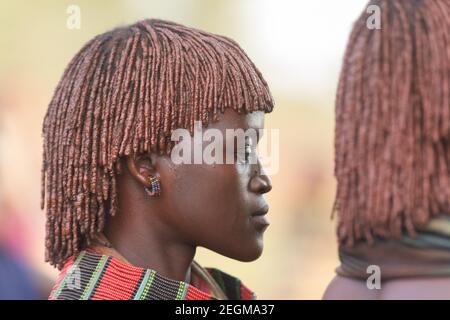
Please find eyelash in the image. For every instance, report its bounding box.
[233,138,256,164]
[244,145,252,161]
[235,144,253,163]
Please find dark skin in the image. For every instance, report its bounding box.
[104,108,272,284]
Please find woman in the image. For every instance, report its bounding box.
[42,19,274,300]
[324,0,450,299]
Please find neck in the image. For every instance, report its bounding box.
[103,212,196,283]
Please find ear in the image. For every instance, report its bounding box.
[125,152,158,188]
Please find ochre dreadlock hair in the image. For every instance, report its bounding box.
[333,0,450,246]
[41,19,274,268]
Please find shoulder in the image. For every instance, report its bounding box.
[323,275,450,300]
[205,267,256,300]
[323,275,380,300]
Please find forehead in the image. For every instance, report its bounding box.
[207,109,265,132]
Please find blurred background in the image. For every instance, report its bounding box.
[0,0,367,299]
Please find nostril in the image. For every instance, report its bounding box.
[258,175,272,194]
[263,179,272,194]
[249,175,273,194]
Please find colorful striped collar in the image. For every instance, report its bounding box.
[49,249,256,300]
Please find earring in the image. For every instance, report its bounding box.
[144,176,161,197]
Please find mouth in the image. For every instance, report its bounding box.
[250,204,270,231]
[251,204,269,217]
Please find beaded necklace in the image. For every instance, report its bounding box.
[49,236,255,300]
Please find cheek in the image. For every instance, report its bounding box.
[167,163,249,233]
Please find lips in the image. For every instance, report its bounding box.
[250,204,270,231]
[251,204,269,217]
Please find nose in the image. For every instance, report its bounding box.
[249,166,272,194]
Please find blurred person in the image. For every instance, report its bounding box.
[324,0,450,299]
[0,198,52,299]
[1,104,52,299]
[0,246,40,299]
[42,19,274,300]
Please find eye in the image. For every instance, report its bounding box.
[244,144,252,162]
[243,137,255,163]
[234,136,256,164]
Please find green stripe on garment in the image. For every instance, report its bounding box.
[133,270,153,300]
[211,269,226,292]
[339,250,367,272]
[52,251,86,299]
[403,233,450,250]
[138,270,156,300]
[234,279,241,300]
[80,255,109,300]
[175,281,188,300]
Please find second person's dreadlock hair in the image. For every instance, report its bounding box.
[41,19,274,268]
[333,0,450,246]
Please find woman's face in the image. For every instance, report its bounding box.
[157,108,272,261]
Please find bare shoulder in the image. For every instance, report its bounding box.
[380,277,450,299]
[322,275,380,300]
[323,275,450,300]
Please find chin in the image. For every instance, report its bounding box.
[224,239,264,262]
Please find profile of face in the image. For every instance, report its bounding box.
[118,108,272,262]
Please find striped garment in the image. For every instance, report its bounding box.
[49,249,256,300]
